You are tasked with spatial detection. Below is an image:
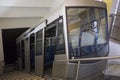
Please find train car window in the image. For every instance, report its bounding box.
[30,34,35,56]
[21,40,25,56]
[30,34,35,71]
[56,18,65,55]
[45,18,65,55]
[45,25,56,47]
[66,7,109,60]
[44,18,65,72]
[36,29,43,55]
[44,22,56,69]
[24,38,30,58]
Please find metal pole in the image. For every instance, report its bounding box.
[57,56,120,62]
[75,61,80,80]
[109,14,115,37]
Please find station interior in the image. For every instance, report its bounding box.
[0,0,120,80]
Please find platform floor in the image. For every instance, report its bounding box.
[104,76,120,80]
[0,71,44,80]
[104,64,120,80]
[0,71,120,80]
[105,64,120,76]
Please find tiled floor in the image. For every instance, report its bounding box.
[0,71,44,80]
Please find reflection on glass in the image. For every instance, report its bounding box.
[36,30,43,55]
[67,8,109,60]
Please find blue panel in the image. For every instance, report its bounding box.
[45,46,55,67]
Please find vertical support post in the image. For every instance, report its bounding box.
[75,61,80,80]
[109,14,115,37]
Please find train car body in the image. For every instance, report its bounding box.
[16,0,109,80]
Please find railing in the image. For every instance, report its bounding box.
[56,56,120,80]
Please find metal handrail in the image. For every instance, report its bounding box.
[56,56,120,80]
[57,56,120,62]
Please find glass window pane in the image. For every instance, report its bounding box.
[67,7,109,60]
[56,19,65,54]
[36,29,43,55]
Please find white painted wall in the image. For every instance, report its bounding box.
[0,18,42,29]
[0,0,51,7]
[0,0,51,18]
[50,0,65,13]
[0,7,49,18]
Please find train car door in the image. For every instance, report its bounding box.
[44,17,65,78]
[24,38,30,73]
[30,34,35,73]
[21,40,25,71]
[17,43,22,71]
[44,22,56,78]
[35,29,44,77]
